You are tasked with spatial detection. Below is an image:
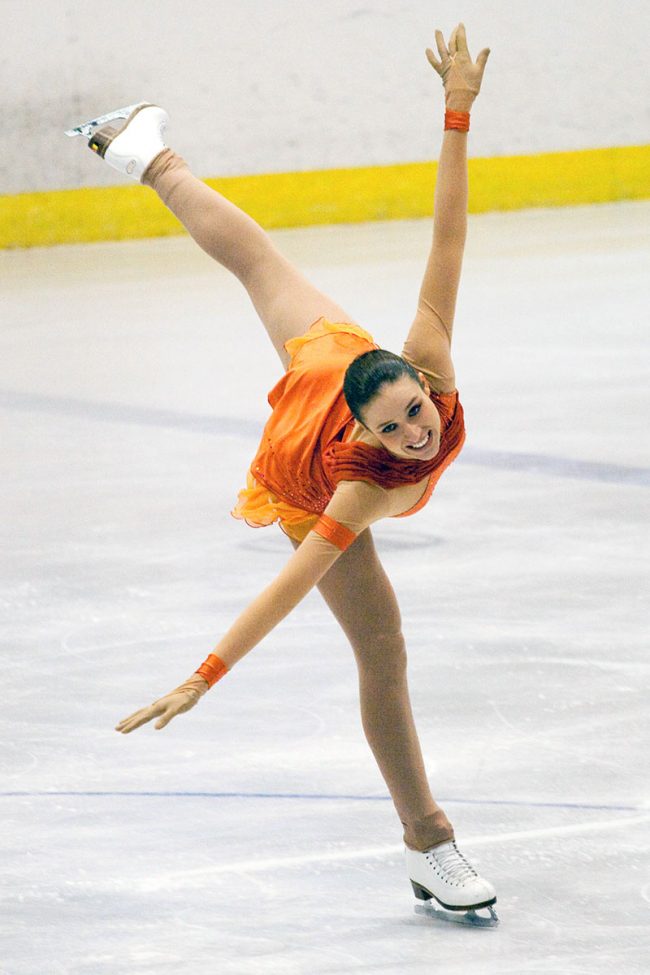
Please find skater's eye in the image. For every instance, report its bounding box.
[381,401,421,435]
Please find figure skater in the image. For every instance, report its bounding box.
[67,23,497,925]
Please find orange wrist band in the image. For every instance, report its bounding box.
[195,653,228,688]
[313,513,357,552]
[444,109,470,132]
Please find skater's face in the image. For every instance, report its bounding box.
[361,374,441,460]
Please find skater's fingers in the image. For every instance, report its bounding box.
[425,47,443,74]
[456,22,470,58]
[115,703,162,734]
[154,706,178,730]
[115,713,152,734]
[115,707,147,732]
[434,29,449,62]
[476,47,491,73]
[448,25,458,56]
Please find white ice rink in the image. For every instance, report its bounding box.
[2,201,649,974]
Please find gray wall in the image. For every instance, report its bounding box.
[2,0,648,194]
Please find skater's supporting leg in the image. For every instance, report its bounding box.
[291,529,496,916]
[290,530,454,852]
[143,150,358,369]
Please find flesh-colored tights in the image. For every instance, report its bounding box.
[143,150,455,851]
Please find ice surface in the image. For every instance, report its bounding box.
[1,202,649,974]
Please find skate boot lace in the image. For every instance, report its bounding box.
[426,841,479,887]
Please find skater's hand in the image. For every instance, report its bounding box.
[115,674,209,733]
[425,23,490,111]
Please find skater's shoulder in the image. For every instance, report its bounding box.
[325,478,393,532]
[326,477,429,531]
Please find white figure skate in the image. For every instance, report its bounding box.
[65,102,168,181]
[406,840,499,927]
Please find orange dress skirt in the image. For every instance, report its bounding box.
[231,318,378,542]
[231,318,465,542]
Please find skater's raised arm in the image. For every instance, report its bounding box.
[401,24,490,392]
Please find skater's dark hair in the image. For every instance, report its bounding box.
[343,350,424,429]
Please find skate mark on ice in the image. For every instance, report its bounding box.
[56,812,650,893]
[479,654,649,675]
[0,627,221,672]
[487,698,640,775]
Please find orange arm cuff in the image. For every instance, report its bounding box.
[312,514,357,551]
[444,109,470,132]
[195,653,228,688]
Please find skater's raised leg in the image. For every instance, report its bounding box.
[143,149,359,369]
[67,102,358,370]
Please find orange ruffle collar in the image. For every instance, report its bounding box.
[323,390,465,489]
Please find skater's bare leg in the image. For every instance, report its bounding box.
[290,531,454,852]
[144,150,358,369]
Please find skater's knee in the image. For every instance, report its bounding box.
[354,628,408,680]
[231,230,289,290]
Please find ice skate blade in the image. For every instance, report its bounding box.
[415,901,499,928]
[64,103,148,138]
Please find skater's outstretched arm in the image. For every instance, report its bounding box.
[401,23,490,393]
[115,479,397,733]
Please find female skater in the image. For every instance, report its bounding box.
[69,24,496,924]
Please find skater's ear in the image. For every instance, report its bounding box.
[416,371,431,397]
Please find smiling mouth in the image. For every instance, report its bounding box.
[405,430,432,451]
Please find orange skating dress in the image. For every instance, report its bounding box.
[231,317,466,548]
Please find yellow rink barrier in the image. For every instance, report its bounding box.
[1,144,648,249]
